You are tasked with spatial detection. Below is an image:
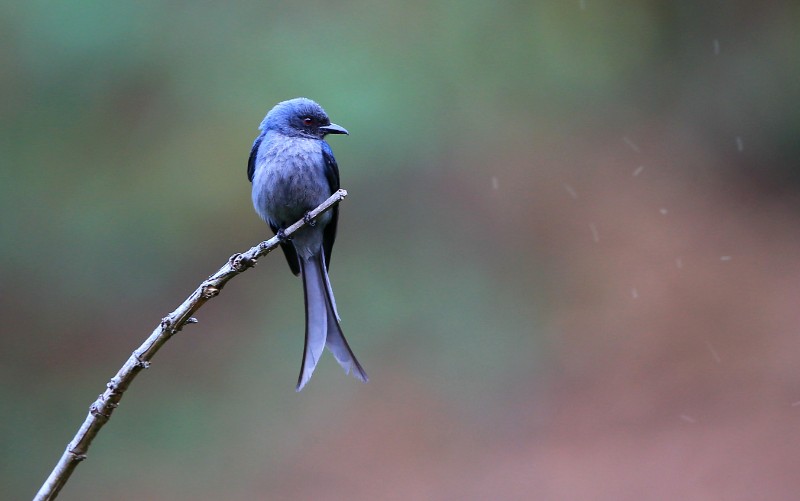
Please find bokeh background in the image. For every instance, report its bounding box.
[3,1,800,499]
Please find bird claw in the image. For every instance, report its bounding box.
[303,212,316,227]
[276,229,290,242]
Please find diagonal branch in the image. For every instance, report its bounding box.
[33,189,349,501]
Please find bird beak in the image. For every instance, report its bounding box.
[320,123,349,135]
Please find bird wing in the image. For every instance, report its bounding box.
[270,220,301,276]
[321,141,340,269]
[247,134,263,182]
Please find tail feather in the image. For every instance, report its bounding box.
[297,256,327,391]
[320,256,368,383]
[296,252,368,391]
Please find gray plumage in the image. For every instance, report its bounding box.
[248,98,368,391]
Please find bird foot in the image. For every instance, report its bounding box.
[303,212,317,227]
[276,229,291,242]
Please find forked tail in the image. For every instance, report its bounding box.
[297,252,368,391]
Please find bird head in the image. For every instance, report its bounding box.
[259,97,349,139]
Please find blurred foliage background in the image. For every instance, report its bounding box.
[3,1,800,499]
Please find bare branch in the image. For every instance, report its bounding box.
[33,189,348,501]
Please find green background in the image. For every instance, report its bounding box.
[3,1,800,499]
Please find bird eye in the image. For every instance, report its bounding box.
[303,117,313,126]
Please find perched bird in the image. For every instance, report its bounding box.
[248,98,368,391]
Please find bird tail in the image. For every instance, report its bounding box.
[297,251,368,391]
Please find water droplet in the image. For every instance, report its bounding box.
[589,223,599,243]
[623,136,641,153]
[704,340,721,363]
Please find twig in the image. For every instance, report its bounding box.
[33,189,348,501]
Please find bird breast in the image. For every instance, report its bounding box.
[251,135,332,229]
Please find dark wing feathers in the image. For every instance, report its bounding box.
[247,134,263,182]
[321,141,341,190]
[270,221,301,276]
[321,141,340,270]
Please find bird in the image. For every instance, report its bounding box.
[248,98,368,391]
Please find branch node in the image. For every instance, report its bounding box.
[159,316,180,334]
[201,284,220,299]
[229,253,254,271]
[106,380,119,392]
[66,448,87,462]
[133,352,151,369]
[90,401,110,419]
